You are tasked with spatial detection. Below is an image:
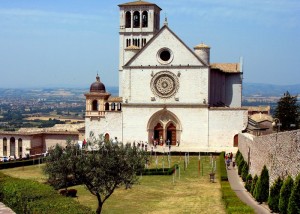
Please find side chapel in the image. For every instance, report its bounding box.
[84,0,248,151]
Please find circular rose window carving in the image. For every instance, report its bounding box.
[151,71,179,98]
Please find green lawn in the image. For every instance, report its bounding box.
[1,155,226,214]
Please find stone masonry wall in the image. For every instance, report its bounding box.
[238,130,300,186]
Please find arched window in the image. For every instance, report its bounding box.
[18,138,22,157]
[125,11,131,28]
[3,137,7,156]
[111,103,115,111]
[142,11,148,27]
[92,100,98,111]
[133,11,140,28]
[105,102,110,111]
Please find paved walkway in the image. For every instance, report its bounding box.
[227,160,271,214]
[0,203,15,214]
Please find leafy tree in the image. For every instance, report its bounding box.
[279,176,294,214]
[254,165,269,203]
[251,175,258,196]
[288,174,300,214]
[43,141,76,190]
[274,91,299,131]
[268,177,283,212]
[44,137,147,214]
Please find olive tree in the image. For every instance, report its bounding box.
[44,138,147,214]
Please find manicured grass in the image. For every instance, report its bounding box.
[1,154,226,213]
[1,164,47,183]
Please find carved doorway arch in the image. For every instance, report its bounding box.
[147,109,181,145]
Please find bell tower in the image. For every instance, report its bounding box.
[118,1,162,96]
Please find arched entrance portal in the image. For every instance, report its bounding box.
[147,109,181,146]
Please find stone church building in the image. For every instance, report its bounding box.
[85,0,248,152]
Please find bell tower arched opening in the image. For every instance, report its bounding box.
[125,11,131,28]
[142,11,148,27]
[133,11,140,28]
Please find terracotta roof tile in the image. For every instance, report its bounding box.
[118,1,161,10]
[108,97,123,102]
[194,43,210,49]
[210,63,240,73]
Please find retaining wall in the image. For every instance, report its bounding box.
[238,130,300,185]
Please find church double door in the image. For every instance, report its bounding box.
[153,123,177,145]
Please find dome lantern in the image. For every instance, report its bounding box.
[90,74,106,93]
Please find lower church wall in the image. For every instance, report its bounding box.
[208,109,248,150]
[85,112,122,142]
[122,106,209,146]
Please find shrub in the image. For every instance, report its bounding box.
[67,189,77,197]
[241,162,249,182]
[254,165,269,203]
[268,177,283,213]
[59,189,77,197]
[287,173,300,214]
[238,159,245,176]
[235,150,243,166]
[245,174,253,192]
[250,174,258,196]
[279,176,294,214]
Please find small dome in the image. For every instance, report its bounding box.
[90,74,106,93]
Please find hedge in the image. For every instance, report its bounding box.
[143,164,178,175]
[0,172,93,214]
[219,151,228,181]
[0,158,46,170]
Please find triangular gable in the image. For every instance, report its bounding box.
[124,25,208,67]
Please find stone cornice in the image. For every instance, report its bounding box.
[209,107,248,111]
[122,103,209,108]
[123,65,208,69]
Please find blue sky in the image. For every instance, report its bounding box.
[0,0,299,88]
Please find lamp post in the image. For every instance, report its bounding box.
[272,118,282,133]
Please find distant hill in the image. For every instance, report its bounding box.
[0,84,299,98]
[243,83,300,97]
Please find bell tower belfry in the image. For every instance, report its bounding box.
[118,1,162,96]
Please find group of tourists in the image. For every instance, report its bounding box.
[225,152,234,169]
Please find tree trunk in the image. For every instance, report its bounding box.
[96,193,103,214]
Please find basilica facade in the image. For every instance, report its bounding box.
[85,0,248,152]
